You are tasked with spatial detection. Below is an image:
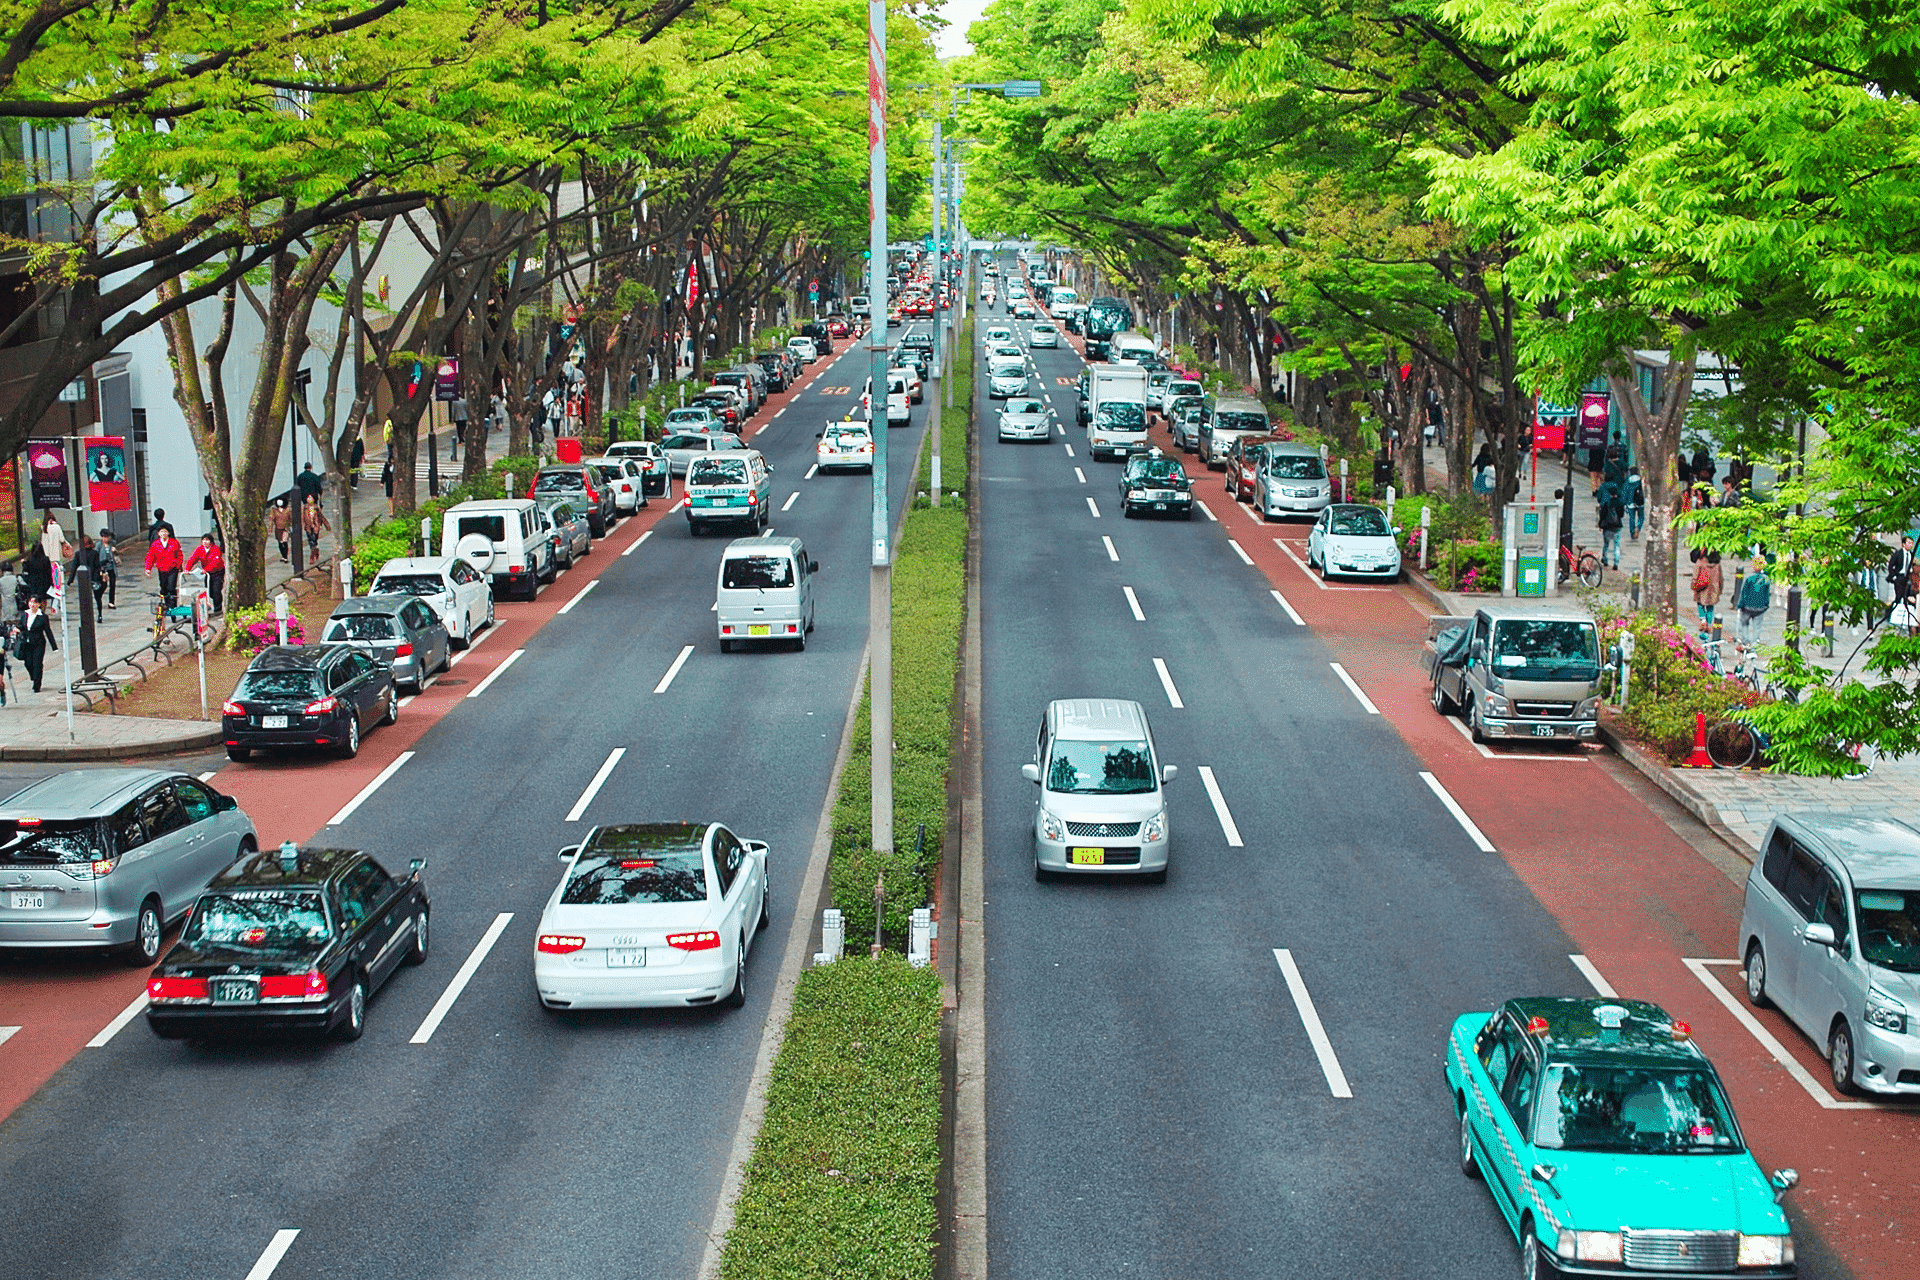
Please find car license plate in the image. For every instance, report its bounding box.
[10,891,44,909]
[1153,502,1166,510]
[1068,848,1106,866]
[209,977,259,1004]
[1532,725,1556,737]
[749,624,770,637]
[605,948,647,968]
[262,715,289,729]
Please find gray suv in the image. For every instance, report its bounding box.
[0,769,258,965]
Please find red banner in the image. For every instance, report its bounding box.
[1531,419,1567,451]
[85,435,132,512]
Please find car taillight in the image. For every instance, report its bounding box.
[222,700,244,716]
[538,934,586,954]
[394,643,414,658]
[304,696,337,714]
[666,931,721,951]
[261,971,328,999]
[746,491,757,505]
[148,976,209,1000]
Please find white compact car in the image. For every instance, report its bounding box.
[1029,323,1059,348]
[786,336,819,365]
[817,420,875,471]
[367,555,495,648]
[534,822,769,1011]
[1306,503,1402,580]
[585,456,646,513]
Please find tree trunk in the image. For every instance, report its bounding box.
[1607,346,1697,623]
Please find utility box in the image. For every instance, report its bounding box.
[1503,502,1560,598]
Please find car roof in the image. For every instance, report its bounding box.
[1502,997,1707,1067]
[0,767,180,817]
[1210,396,1267,412]
[1473,602,1594,622]
[724,536,805,556]
[447,497,535,514]
[1778,813,1920,886]
[331,595,408,617]
[1049,698,1149,739]
[371,556,453,575]
[245,644,346,672]
[212,845,365,889]
[1261,440,1317,456]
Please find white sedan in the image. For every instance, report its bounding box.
[817,420,875,471]
[534,822,769,1011]
[1306,504,1403,581]
[997,398,1052,442]
[366,554,494,648]
[586,456,647,513]
[1029,323,1059,348]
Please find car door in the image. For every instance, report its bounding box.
[710,826,749,952]
[1489,1045,1542,1233]
[346,651,383,724]
[1800,857,1858,1040]
[338,858,410,987]
[408,599,447,673]
[1774,842,1829,1026]
[169,778,233,901]
[450,559,484,632]
[1462,1015,1527,1226]
[134,783,196,918]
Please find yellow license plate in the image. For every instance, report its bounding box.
[749,625,770,636]
[1068,848,1105,866]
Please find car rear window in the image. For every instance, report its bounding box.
[0,819,106,865]
[369,574,443,598]
[456,515,506,543]
[325,615,396,642]
[184,890,333,951]
[535,471,584,492]
[723,555,794,589]
[690,457,748,486]
[561,850,707,905]
[237,669,324,699]
[1217,412,1268,434]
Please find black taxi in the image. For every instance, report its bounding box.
[1118,449,1195,519]
[146,843,429,1042]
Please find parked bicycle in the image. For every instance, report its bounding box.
[1703,708,1875,776]
[1556,541,1602,588]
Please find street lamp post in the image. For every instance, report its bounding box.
[867,0,894,858]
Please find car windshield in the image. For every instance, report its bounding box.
[184,891,333,952]
[534,471,583,492]
[1132,461,1186,486]
[1096,403,1146,429]
[237,669,323,699]
[1006,400,1044,415]
[1268,454,1326,479]
[1218,412,1268,434]
[369,573,443,598]
[1047,739,1156,795]
[1330,509,1390,537]
[690,457,748,486]
[1492,620,1601,678]
[723,555,793,589]
[0,818,106,864]
[1533,1063,1743,1154]
[562,849,707,905]
[325,614,395,642]
[1856,889,1920,972]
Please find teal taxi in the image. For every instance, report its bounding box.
[1445,997,1798,1279]
[685,450,773,536]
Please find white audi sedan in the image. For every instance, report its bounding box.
[534,822,768,1011]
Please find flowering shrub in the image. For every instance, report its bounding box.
[1594,605,1765,764]
[224,603,308,653]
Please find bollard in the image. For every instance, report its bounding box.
[814,908,845,966]
[1618,631,1635,709]
[1419,505,1432,570]
[1785,585,1802,652]
[274,592,289,646]
[419,517,432,559]
[339,558,354,600]
[908,907,933,968]
[871,872,885,959]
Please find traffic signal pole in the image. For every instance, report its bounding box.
[867,0,893,858]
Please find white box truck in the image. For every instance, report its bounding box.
[1087,365,1150,460]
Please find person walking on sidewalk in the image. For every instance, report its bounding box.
[40,512,70,565]
[300,494,330,562]
[1,561,17,626]
[144,525,184,607]
[1625,466,1645,540]
[1692,550,1724,632]
[94,529,116,610]
[17,596,56,693]
[268,497,293,561]
[348,436,365,489]
[0,620,12,706]
[21,543,52,603]
[1596,479,1626,570]
[1736,558,1772,645]
[184,534,226,613]
[1720,475,1742,508]
[146,508,173,543]
[1889,536,1917,627]
[295,461,324,505]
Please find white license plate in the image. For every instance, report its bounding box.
[263,715,289,729]
[10,891,44,909]
[1532,725,1556,737]
[605,948,647,968]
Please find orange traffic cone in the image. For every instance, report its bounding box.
[1686,711,1713,768]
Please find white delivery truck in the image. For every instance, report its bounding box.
[1087,365,1151,460]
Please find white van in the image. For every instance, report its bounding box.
[717,536,817,652]
[440,498,555,602]
[983,325,1014,347]
[1108,332,1156,365]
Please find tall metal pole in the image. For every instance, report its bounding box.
[929,117,943,507]
[867,0,894,857]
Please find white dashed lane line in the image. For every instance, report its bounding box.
[243,1230,302,1280]
[1102,536,1119,562]
[410,912,514,1045]
[1074,468,1086,484]
[1152,657,1184,709]
[1270,590,1304,626]
[465,649,524,699]
[1418,771,1497,852]
[566,748,626,822]
[1227,539,1254,566]
[1085,497,1101,518]
[623,528,652,556]
[1328,663,1379,715]
[0,1026,18,1047]
[327,751,417,826]
[1196,766,1244,847]
[1196,500,1217,522]
[782,491,800,511]
[805,464,819,480]
[1123,586,1145,621]
[654,644,696,694]
[1272,950,1353,1098]
[1063,442,1073,455]
[557,579,598,615]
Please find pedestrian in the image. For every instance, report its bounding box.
[184,533,226,613]
[1890,535,1917,623]
[1720,475,1741,508]
[1604,445,1628,488]
[348,436,365,489]
[94,529,116,610]
[1624,466,1645,540]
[300,494,330,561]
[17,596,56,693]
[40,511,70,565]
[1736,557,1773,645]
[21,543,52,602]
[0,620,11,707]
[1691,445,1715,494]
[1587,444,1606,495]
[0,561,17,624]
[1596,479,1626,569]
[268,497,293,561]
[143,525,184,607]
[67,534,99,608]
[381,454,396,514]
[294,461,324,505]
[146,507,174,543]
[1692,549,1724,631]
[1675,453,1693,512]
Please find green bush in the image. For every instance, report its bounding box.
[1428,539,1504,592]
[1593,606,1763,764]
[720,955,943,1280]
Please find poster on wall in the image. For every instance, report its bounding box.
[25,438,69,509]
[84,435,131,512]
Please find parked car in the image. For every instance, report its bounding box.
[892,362,923,404]
[753,350,791,392]
[1251,441,1332,518]
[661,430,749,477]
[366,555,493,649]
[709,368,762,417]
[1168,398,1207,452]
[1305,504,1402,581]
[534,497,593,568]
[786,336,819,365]
[1196,395,1271,469]
[1422,604,1602,744]
[1162,378,1204,418]
[146,844,430,1042]
[1021,698,1175,883]
[1226,434,1284,503]
[0,769,258,966]
[441,498,556,602]
[662,406,721,432]
[321,595,451,694]
[688,391,742,430]
[585,457,646,513]
[528,464,614,537]
[604,440,669,496]
[222,644,399,762]
[685,449,775,536]
[997,397,1052,443]
[716,536,816,651]
[1118,450,1194,519]
[798,321,833,354]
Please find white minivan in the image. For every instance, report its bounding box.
[440,498,555,602]
[717,536,817,652]
[1021,699,1176,883]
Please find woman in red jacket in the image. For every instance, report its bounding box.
[184,533,226,614]
[143,526,184,607]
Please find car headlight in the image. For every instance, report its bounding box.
[1142,812,1166,843]
[1039,811,1065,842]
[1737,1234,1793,1266]
[1483,693,1512,716]
[1866,986,1908,1033]
[1554,1230,1622,1263]
[1575,697,1600,719]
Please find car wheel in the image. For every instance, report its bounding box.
[1744,942,1771,1009]
[227,746,251,762]
[724,940,748,1009]
[1466,695,1488,744]
[382,683,399,724]
[484,597,495,631]
[1831,1020,1862,1096]
[335,973,368,1041]
[720,638,732,653]
[523,571,540,602]
[556,544,571,571]
[1521,1220,1557,1280]
[407,909,429,965]
[758,883,771,931]
[339,712,361,758]
[1431,674,1456,716]
[125,897,163,967]
[1458,1103,1482,1178]
[794,629,806,652]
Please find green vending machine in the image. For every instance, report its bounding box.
[1503,502,1559,597]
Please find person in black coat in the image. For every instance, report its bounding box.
[20,544,52,601]
[18,596,56,693]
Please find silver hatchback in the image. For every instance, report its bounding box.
[1022,699,1176,882]
[0,769,258,965]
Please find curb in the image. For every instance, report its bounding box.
[1596,721,1756,856]
[0,725,224,762]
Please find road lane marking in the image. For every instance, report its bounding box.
[804,464,819,480]
[410,913,514,1045]
[1276,538,1327,589]
[197,771,217,782]
[465,648,524,699]
[244,1230,301,1280]
[1086,497,1101,518]
[1418,771,1496,852]
[1074,467,1086,484]
[671,497,687,512]
[1227,539,1254,566]
[1102,536,1119,562]
[781,490,800,511]
[1123,586,1145,621]
[773,405,787,418]
[1057,424,1066,436]
[557,579,598,614]
[1569,954,1617,998]
[1196,766,1244,847]
[0,1026,16,1047]
[1444,711,1497,758]
[1152,657,1184,708]
[1196,500,1217,522]
[1329,663,1379,714]
[327,750,417,825]
[1681,958,1877,1110]
[654,644,695,693]
[1270,590,1304,626]
[1273,949,1353,1098]
[87,993,149,1048]
[623,529,652,556]
[566,748,626,822]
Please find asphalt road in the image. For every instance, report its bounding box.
[975,256,1608,1278]
[0,338,932,1280]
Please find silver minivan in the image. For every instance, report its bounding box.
[1739,812,1920,1096]
[1198,395,1271,468]
[0,769,258,965]
[1021,699,1176,882]
[717,536,817,651]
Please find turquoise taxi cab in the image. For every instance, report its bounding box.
[1445,997,1799,1279]
[685,450,773,536]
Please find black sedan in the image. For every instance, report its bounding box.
[146,844,429,1042]
[1118,450,1195,519]
[222,644,397,762]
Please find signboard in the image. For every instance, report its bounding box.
[1578,393,1611,449]
[84,435,131,512]
[686,259,700,306]
[25,438,68,509]
[1531,419,1566,451]
[435,358,460,402]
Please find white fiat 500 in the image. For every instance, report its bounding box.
[534,822,769,1011]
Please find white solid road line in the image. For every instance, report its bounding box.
[1152,657,1185,709]
[1273,949,1354,1098]
[1444,712,1497,759]
[197,770,218,782]
[782,491,800,511]
[410,913,514,1045]
[622,528,652,556]
[1328,663,1379,715]
[1197,766,1245,847]
[1123,586,1145,621]
[327,750,417,826]
[1418,771,1497,852]
[1086,497,1101,518]
[0,1025,17,1047]
[1270,589,1304,626]
[465,648,524,699]
[804,464,819,480]
[1681,958,1879,1110]
[1227,539,1254,566]
[654,644,696,694]
[566,748,626,822]
[557,579,598,615]
[1569,954,1618,998]
[86,992,149,1048]
[1276,538,1327,589]
[1196,500,1217,522]
[243,1230,302,1280]
[1102,536,1119,562]
[1074,467,1086,484]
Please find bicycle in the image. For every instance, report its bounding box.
[1556,541,1602,588]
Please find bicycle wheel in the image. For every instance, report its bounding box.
[1842,742,1879,779]
[1577,553,1603,588]
[1706,720,1758,769]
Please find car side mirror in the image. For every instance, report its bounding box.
[214,793,238,813]
[1021,763,1041,784]
[1161,764,1178,784]
[557,844,579,862]
[1770,1169,1799,1201]
[1803,922,1837,948]
[410,857,428,876]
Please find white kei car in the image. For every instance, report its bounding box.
[366,555,494,648]
[1029,323,1060,348]
[817,420,875,471]
[535,822,769,1011]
